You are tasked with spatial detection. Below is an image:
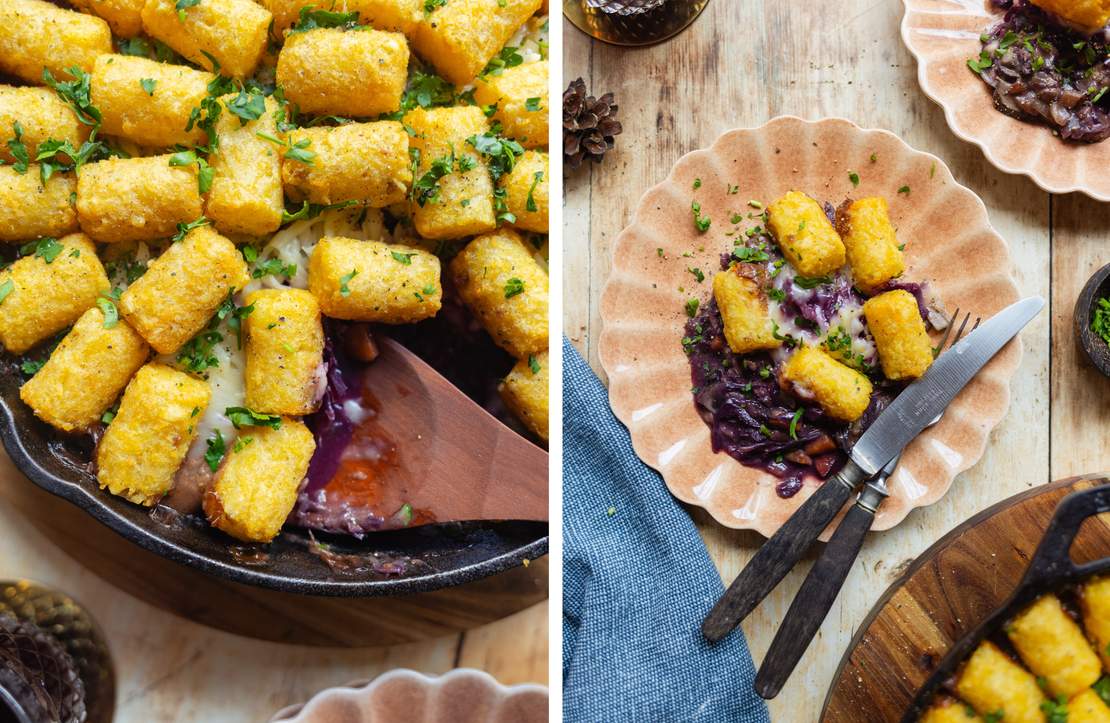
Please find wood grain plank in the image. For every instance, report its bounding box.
[564,0,1052,718]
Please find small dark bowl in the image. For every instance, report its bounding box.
[901,483,1110,721]
[1075,262,1110,377]
[0,369,547,597]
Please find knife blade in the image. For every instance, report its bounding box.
[847,295,1043,477]
[701,295,1043,643]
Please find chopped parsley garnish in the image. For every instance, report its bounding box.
[897,185,910,195]
[767,287,786,302]
[0,279,13,304]
[528,354,541,374]
[691,201,711,232]
[204,430,225,472]
[481,46,523,77]
[6,122,28,174]
[684,298,699,317]
[172,216,210,242]
[794,275,832,289]
[168,150,213,194]
[390,251,415,265]
[140,78,157,96]
[42,67,101,126]
[288,6,364,32]
[466,132,524,181]
[732,246,770,263]
[967,49,994,74]
[35,135,114,185]
[175,0,200,20]
[225,406,282,430]
[280,199,357,224]
[227,88,266,123]
[526,171,543,212]
[252,257,296,280]
[1039,695,1068,723]
[423,0,446,14]
[23,237,63,264]
[215,289,252,348]
[233,436,254,453]
[848,171,860,187]
[1091,295,1110,347]
[20,359,43,376]
[96,289,119,328]
[789,408,803,439]
[339,269,358,296]
[256,132,315,165]
[504,277,525,298]
[687,267,704,283]
[525,97,542,112]
[411,151,463,206]
[1093,676,1110,705]
[693,178,701,189]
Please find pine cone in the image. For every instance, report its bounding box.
[563,78,622,169]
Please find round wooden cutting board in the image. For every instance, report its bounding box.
[0,455,547,648]
[822,474,1110,722]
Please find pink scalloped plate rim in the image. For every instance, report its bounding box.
[901,0,1110,201]
[270,669,549,723]
[597,116,1023,539]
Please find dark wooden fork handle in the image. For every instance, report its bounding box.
[754,499,875,699]
[701,470,860,643]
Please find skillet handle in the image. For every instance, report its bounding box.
[1019,482,1110,588]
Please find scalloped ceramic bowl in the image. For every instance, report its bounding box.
[270,669,548,723]
[598,116,1023,538]
[901,0,1110,201]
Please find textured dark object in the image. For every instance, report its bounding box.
[564,0,709,46]
[0,614,82,723]
[1075,262,1110,377]
[755,500,877,698]
[563,78,622,168]
[901,481,1110,721]
[0,581,113,723]
[700,470,861,642]
[0,365,547,596]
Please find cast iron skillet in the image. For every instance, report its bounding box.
[0,366,548,597]
[901,483,1110,722]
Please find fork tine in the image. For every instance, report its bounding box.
[933,307,959,359]
[949,312,973,348]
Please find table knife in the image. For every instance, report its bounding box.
[701,295,1044,644]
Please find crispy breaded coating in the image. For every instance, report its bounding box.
[404,106,496,240]
[412,0,542,84]
[0,166,77,242]
[66,0,144,36]
[1007,594,1101,698]
[120,225,249,354]
[141,0,271,78]
[862,290,933,381]
[0,86,89,164]
[0,233,109,354]
[282,122,411,207]
[0,0,111,83]
[277,27,408,117]
[91,54,212,149]
[767,190,846,278]
[955,641,1045,723]
[97,363,210,506]
[835,197,905,294]
[243,289,324,416]
[19,308,149,432]
[76,154,203,243]
[500,150,548,234]
[261,0,421,35]
[206,94,284,236]
[308,236,442,323]
[474,61,549,149]
[500,350,548,441]
[1081,576,1110,671]
[713,266,781,354]
[451,229,548,359]
[204,419,316,543]
[1029,0,1110,31]
[781,346,872,423]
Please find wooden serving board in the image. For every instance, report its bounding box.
[822,474,1110,722]
[0,454,547,648]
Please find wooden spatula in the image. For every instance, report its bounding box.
[313,335,548,526]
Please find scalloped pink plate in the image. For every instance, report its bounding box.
[901,0,1110,201]
[598,116,1023,538]
[270,669,548,723]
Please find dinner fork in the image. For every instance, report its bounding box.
[753,310,981,698]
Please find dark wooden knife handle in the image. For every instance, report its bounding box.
[753,500,875,699]
[701,473,858,643]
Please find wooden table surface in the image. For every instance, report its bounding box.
[0,446,548,721]
[563,0,1109,720]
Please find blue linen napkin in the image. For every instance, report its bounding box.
[562,337,771,723]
